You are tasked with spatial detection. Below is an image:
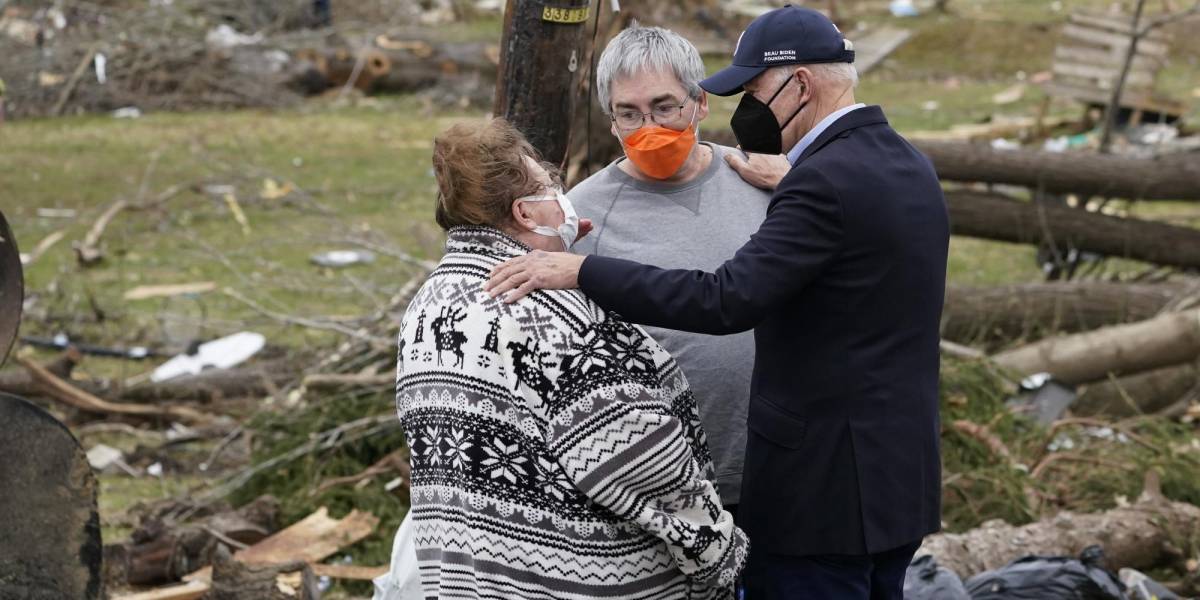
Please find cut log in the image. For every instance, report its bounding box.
[946,190,1200,269]
[205,546,318,600]
[942,282,1179,347]
[918,474,1200,578]
[0,394,103,600]
[111,496,281,587]
[915,140,1200,200]
[991,307,1200,384]
[112,507,378,600]
[1073,363,1199,417]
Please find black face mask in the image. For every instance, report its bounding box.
[730,76,807,155]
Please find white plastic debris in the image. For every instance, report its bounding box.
[94,53,107,84]
[311,250,376,268]
[36,208,77,219]
[86,444,124,471]
[147,462,164,477]
[112,107,142,119]
[205,24,264,49]
[889,0,919,17]
[151,331,266,382]
[989,138,1021,151]
[1043,136,1070,153]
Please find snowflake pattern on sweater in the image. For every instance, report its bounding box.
[395,226,747,600]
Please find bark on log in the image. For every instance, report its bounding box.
[942,282,1179,347]
[205,546,318,600]
[109,496,280,587]
[918,476,1200,578]
[946,190,1200,269]
[991,307,1200,384]
[915,140,1200,200]
[1073,363,1199,417]
[121,367,296,403]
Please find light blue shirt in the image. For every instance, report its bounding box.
[785,103,867,165]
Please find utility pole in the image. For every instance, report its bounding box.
[494,0,592,166]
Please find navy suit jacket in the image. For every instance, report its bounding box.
[577,105,949,556]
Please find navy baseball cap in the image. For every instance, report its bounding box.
[700,5,855,97]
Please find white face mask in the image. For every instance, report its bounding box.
[517,189,579,251]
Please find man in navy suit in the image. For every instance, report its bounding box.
[485,6,949,599]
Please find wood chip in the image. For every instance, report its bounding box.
[124,282,217,301]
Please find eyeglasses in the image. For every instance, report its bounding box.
[611,102,689,130]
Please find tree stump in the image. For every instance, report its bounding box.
[0,393,103,599]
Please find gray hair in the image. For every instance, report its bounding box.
[595,24,706,116]
[767,61,859,89]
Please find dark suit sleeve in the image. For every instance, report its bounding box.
[578,167,844,335]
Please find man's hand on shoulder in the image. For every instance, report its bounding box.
[484,251,586,303]
[725,150,790,191]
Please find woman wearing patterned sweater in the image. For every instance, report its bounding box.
[394,118,747,599]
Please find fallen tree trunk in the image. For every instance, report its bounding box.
[121,366,296,403]
[916,140,1200,200]
[290,38,500,95]
[17,354,210,424]
[946,190,1200,269]
[942,282,1179,347]
[919,474,1200,578]
[992,307,1200,384]
[0,360,294,405]
[1073,363,1198,417]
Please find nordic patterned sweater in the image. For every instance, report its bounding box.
[395,226,748,600]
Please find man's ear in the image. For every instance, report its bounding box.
[696,90,710,122]
[793,67,814,103]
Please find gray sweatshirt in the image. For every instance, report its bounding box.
[570,142,771,505]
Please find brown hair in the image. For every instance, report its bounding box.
[431,118,561,231]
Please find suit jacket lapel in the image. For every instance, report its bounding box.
[796,105,890,164]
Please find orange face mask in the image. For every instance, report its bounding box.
[623,105,698,180]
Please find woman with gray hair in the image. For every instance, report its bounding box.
[388,117,747,600]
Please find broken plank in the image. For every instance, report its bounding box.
[124,282,217,301]
[111,580,209,600]
[851,26,913,75]
[184,507,379,583]
[1060,23,1169,57]
[310,563,389,580]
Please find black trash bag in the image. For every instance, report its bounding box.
[965,545,1124,600]
[904,554,970,600]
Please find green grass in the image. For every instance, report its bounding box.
[2,1,1196,583]
[2,97,482,363]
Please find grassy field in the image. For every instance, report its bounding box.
[1,0,1197,591]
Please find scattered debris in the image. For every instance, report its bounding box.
[964,546,1123,600]
[310,250,377,268]
[889,0,920,18]
[151,332,266,383]
[17,351,209,423]
[991,84,1027,105]
[1007,374,1077,425]
[125,282,218,301]
[904,555,970,600]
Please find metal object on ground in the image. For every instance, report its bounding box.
[0,209,22,367]
[0,393,104,599]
